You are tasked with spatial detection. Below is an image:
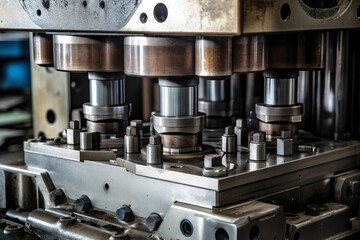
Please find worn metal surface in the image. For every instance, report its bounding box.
[242,0,360,33]
[124,36,195,77]
[30,34,70,138]
[54,35,124,72]
[287,202,351,240]
[158,201,285,239]
[0,0,240,34]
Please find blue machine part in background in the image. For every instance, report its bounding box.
[0,37,31,89]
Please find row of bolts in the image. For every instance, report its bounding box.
[64,118,301,169]
[45,120,315,231]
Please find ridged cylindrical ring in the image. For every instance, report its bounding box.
[195,37,232,77]
[83,103,131,121]
[53,35,124,72]
[33,33,53,66]
[264,77,297,106]
[124,36,194,76]
[152,112,206,134]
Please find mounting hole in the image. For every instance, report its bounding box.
[154,3,168,23]
[215,228,229,240]
[104,183,110,191]
[280,3,291,21]
[140,13,148,23]
[37,9,42,16]
[46,110,56,124]
[82,1,87,7]
[180,219,193,237]
[294,231,300,240]
[249,225,260,240]
[357,5,360,19]
[99,1,105,9]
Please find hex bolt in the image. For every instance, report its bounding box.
[147,135,163,165]
[277,130,293,156]
[146,213,163,231]
[236,118,247,128]
[124,126,140,153]
[69,120,80,129]
[305,204,329,216]
[204,154,222,168]
[75,195,92,212]
[49,188,66,206]
[222,126,237,153]
[281,130,292,139]
[126,126,137,136]
[235,118,248,147]
[130,120,143,130]
[249,131,266,161]
[130,120,143,138]
[253,132,265,143]
[149,135,161,145]
[116,205,133,222]
[224,126,235,135]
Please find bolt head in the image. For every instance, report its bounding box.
[305,204,329,216]
[281,130,292,139]
[236,118,247,128]
[69,120,80,129]
[149,135,161,145]
[75,195,92,212]
[49,189,65,206]
[116,205,133,222]
[224,126,234,135]
[146,213,162,231]
[204,154,222,168]
[253,132,265,142]
[126,126,137,136]
[130,120,143,130]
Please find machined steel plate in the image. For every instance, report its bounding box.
[0,0,240,34]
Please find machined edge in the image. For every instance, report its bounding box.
[83,103,131,116]
[255,103,303,116]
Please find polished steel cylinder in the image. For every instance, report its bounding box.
[160,86,198,117]
[264,77,297,106]
[249,142,266,161]
[204,78,230,102]
[221,135,237,153]
[90,79,124,106]
[33,33,53,66]
[146,145,163,165]
[195,37,232,77]
[53,35,124,72]
[124,36,194,76]
[124,135,139,154]
[80,131,99,150]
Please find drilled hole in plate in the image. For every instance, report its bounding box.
[215,228,229,240]
[140,13,148,23]
[46,109,56,124]
[249,225,260,240]
[154,3,168,22]
[280,3,291,21]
